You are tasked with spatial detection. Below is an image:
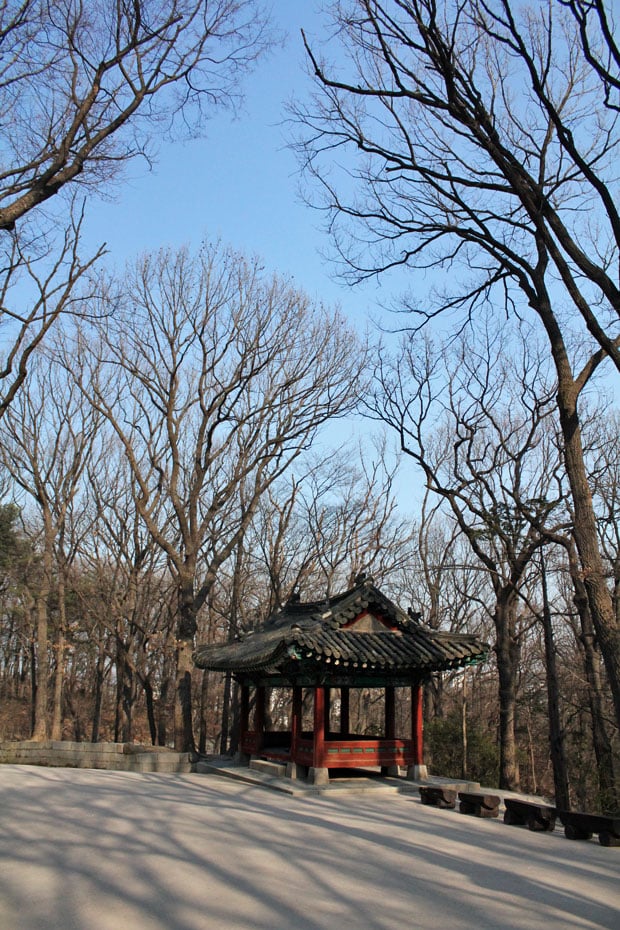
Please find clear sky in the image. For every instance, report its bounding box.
[82,1,396,329]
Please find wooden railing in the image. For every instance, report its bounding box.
[241,731,414,768]
[295,737,413,768]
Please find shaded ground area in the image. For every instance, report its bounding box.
[0,765,618,930]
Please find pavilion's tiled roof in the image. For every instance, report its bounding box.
[193,578,488,678]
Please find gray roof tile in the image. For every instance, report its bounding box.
[194,579,488,678]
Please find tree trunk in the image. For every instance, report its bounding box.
[495,592,520,790]
[50,570,67,741]
[29,629,36,736]
[114,627,136,743]
[175,586,197,752]
[31,589,49,740]
[551,344,620,732]
[157,676,170,747]
[461,674,468,780]
[144,676,157,746]
[198,669,210,755]
[220,671,233,755]
[229,680,241,756]
[570,551,617,810]
[90,649,105,744]
[540,553,570,810]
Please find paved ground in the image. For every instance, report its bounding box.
[0,765,618,930]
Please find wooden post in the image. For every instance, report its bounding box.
[340,687,350,738]
[309,685,329,785]
[383,685,398,776]
[407,682,428,780]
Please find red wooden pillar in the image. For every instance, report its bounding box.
[313,685,325,769]
[340,687,350,738]
[255,685,266,755]
[291,686,302,760]
[411,683,424,765]
[381,685,397,776]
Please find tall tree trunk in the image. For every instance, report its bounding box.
[175,638,195,752]
[220,671,233,756]
[461,673,468,780]
[29,628,36,736]
[175,581,197,752]
[157,676,170,747]
[144,676,157,746]
[90,648,105,743]
[540,552,570,810]
[50,569,67,741]
[114,627,135,743]
[495,592,520,790]
[229,680,241,756]
[198,669,210,754]
[32,584,50,741]
[569,547,617,810]
[220,534,244,755]
[548,325,620,731]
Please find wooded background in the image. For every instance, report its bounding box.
[0,1,618,814]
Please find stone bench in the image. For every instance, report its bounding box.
[458,791,500,818]
[503,797,557,832]
[558,810,620,847]
[419,786,457,809]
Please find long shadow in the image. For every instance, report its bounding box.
[0,765,618,930]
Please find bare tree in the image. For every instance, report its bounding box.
[590,409,620,621]
[295,0,620,732]
[0,0,271,230]
[71,241,364,750]
[295,440,414,596]
[398,490,492,725]
[80,429,174,744]
[372,319,570,787]
[562,0,620,112]
[0,350,101,739]
[0,0,271,412]
[0,207,103,417]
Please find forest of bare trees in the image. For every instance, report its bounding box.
[0,1,618,815]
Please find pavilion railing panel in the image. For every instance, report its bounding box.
[295,737,413,768]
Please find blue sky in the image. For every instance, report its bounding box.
[82,2,395,329]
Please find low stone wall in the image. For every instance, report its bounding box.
[0,740,192,774]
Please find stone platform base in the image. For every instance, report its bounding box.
[0,740,191,774]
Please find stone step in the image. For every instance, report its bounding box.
[249,758,287,778]
[195,760,301,795]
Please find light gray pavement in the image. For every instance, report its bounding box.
[0,765,618,930]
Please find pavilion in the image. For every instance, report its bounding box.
[193,576,488,784]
